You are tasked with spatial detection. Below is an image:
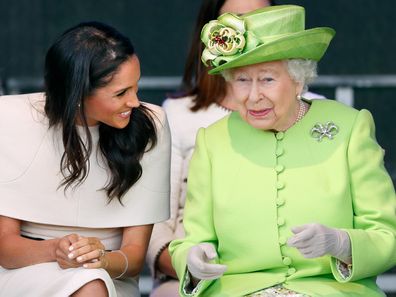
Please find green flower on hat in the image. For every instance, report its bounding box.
[201,13,259,68]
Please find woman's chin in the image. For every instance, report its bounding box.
[247,118,273,131]
[108,118,131,129]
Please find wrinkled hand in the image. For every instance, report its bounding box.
[55,233,82,269]
[287,223,351,264]
[187,243,227,280]
[66,236,107,269]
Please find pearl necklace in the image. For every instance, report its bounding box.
[295,100,307,124]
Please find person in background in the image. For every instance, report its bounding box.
[0,21,170,297]
[170,5,396,297]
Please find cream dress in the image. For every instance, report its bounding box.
[0,93,171,297]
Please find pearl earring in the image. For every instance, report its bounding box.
[297,94,302,100]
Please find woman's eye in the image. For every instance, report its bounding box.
[236,77,249,82]
[261,77,274,82]
[116,90,127,97]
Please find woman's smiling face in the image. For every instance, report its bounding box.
[81,55,141,129]
[228,60,303,131]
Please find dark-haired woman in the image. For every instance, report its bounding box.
[0,22,170,297]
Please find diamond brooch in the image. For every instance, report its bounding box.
[310,122,339,141]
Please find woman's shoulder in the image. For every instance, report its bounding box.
[312,98,359,118]
[0,92,45,115]
[0,92,47,128]
[162,96,230,128]
[140,101,168,128]
[140,102,171,144]
[0,91,45,102]
[0,93,50,182]
[309,99,365,141]
[199,112,234,141]
[162,96,195,115]
[142,101,165,117]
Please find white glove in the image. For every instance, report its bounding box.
[187,243,227,280]
[287,223,352,264]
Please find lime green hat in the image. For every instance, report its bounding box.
[201,5,335,75]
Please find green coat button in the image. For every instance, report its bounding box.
[275,147,284,156]
[275,164,285,173]
[283,257,292,265]
[287,267,296,275]
[276,132,285,140]
[276,197,285,206]
[276,181,285,189]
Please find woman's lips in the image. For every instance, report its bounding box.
[119,110,132,119]
[248,108,271,117]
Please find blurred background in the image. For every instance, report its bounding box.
[1,0,395,296]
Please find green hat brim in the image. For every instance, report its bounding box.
[208,27,335,75]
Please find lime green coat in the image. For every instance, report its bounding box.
[169,99,396,297]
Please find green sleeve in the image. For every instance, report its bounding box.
[331,109,396,282]
[169,128,217,296]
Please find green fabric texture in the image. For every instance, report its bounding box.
[200,5,335,75]
[169,99,396,297]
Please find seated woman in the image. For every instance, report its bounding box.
[0,22,170,297]
[169,5,396,297]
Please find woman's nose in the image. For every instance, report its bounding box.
[126,91,140,108]
[248,81,261,103]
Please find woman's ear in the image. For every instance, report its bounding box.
[295,81,304,97]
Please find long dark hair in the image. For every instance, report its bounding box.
[180,0,227,111]
[178,0,275,111]
[44,21,157,203]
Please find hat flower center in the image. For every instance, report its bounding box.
[208,27,245,56]
[201,13,253,67]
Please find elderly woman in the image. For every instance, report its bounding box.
[169,5,396,297]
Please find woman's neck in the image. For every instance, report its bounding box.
[279,99,310,132]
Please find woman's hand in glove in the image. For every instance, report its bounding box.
[187,243,227,280]
[287,223,352,264]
